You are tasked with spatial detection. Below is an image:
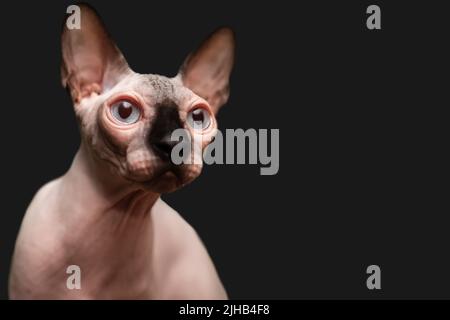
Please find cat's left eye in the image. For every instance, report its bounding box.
[187,107,211,131]
[110,100,141,124]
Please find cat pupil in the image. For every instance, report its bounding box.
[192,109,204,123]
[118,102,132,119]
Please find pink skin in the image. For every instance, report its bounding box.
[9,4,234,299]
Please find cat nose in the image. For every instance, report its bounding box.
[147,100,183,161]
[151,135,178,160]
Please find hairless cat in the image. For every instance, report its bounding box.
[9,4,234,299]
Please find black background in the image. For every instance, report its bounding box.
[0,0,448,299]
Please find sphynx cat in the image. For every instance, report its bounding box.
[9,4,234,299]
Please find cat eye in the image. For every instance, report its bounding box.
[187,107,211,131]
[110,100,141,124]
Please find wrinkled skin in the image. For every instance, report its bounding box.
[9,4,234,299]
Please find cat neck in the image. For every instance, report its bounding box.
[61,142,160,219]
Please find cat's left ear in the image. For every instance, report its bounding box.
[178,28,235,114]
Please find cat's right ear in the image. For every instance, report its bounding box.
[61,4,131,104]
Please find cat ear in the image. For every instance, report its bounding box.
[178,27,235,114]
[61,4,131,103]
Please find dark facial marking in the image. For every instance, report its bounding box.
[147,100,183,160]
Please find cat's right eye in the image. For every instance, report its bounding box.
[110,100,141,124]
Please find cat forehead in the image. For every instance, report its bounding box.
[114,73,191,106]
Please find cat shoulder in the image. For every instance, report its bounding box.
[151,199,227,299]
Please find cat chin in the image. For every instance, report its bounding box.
[137,170,185,194]
[125,163,201,194]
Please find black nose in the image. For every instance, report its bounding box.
[152,136,178,159]
[148,100,184,161]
